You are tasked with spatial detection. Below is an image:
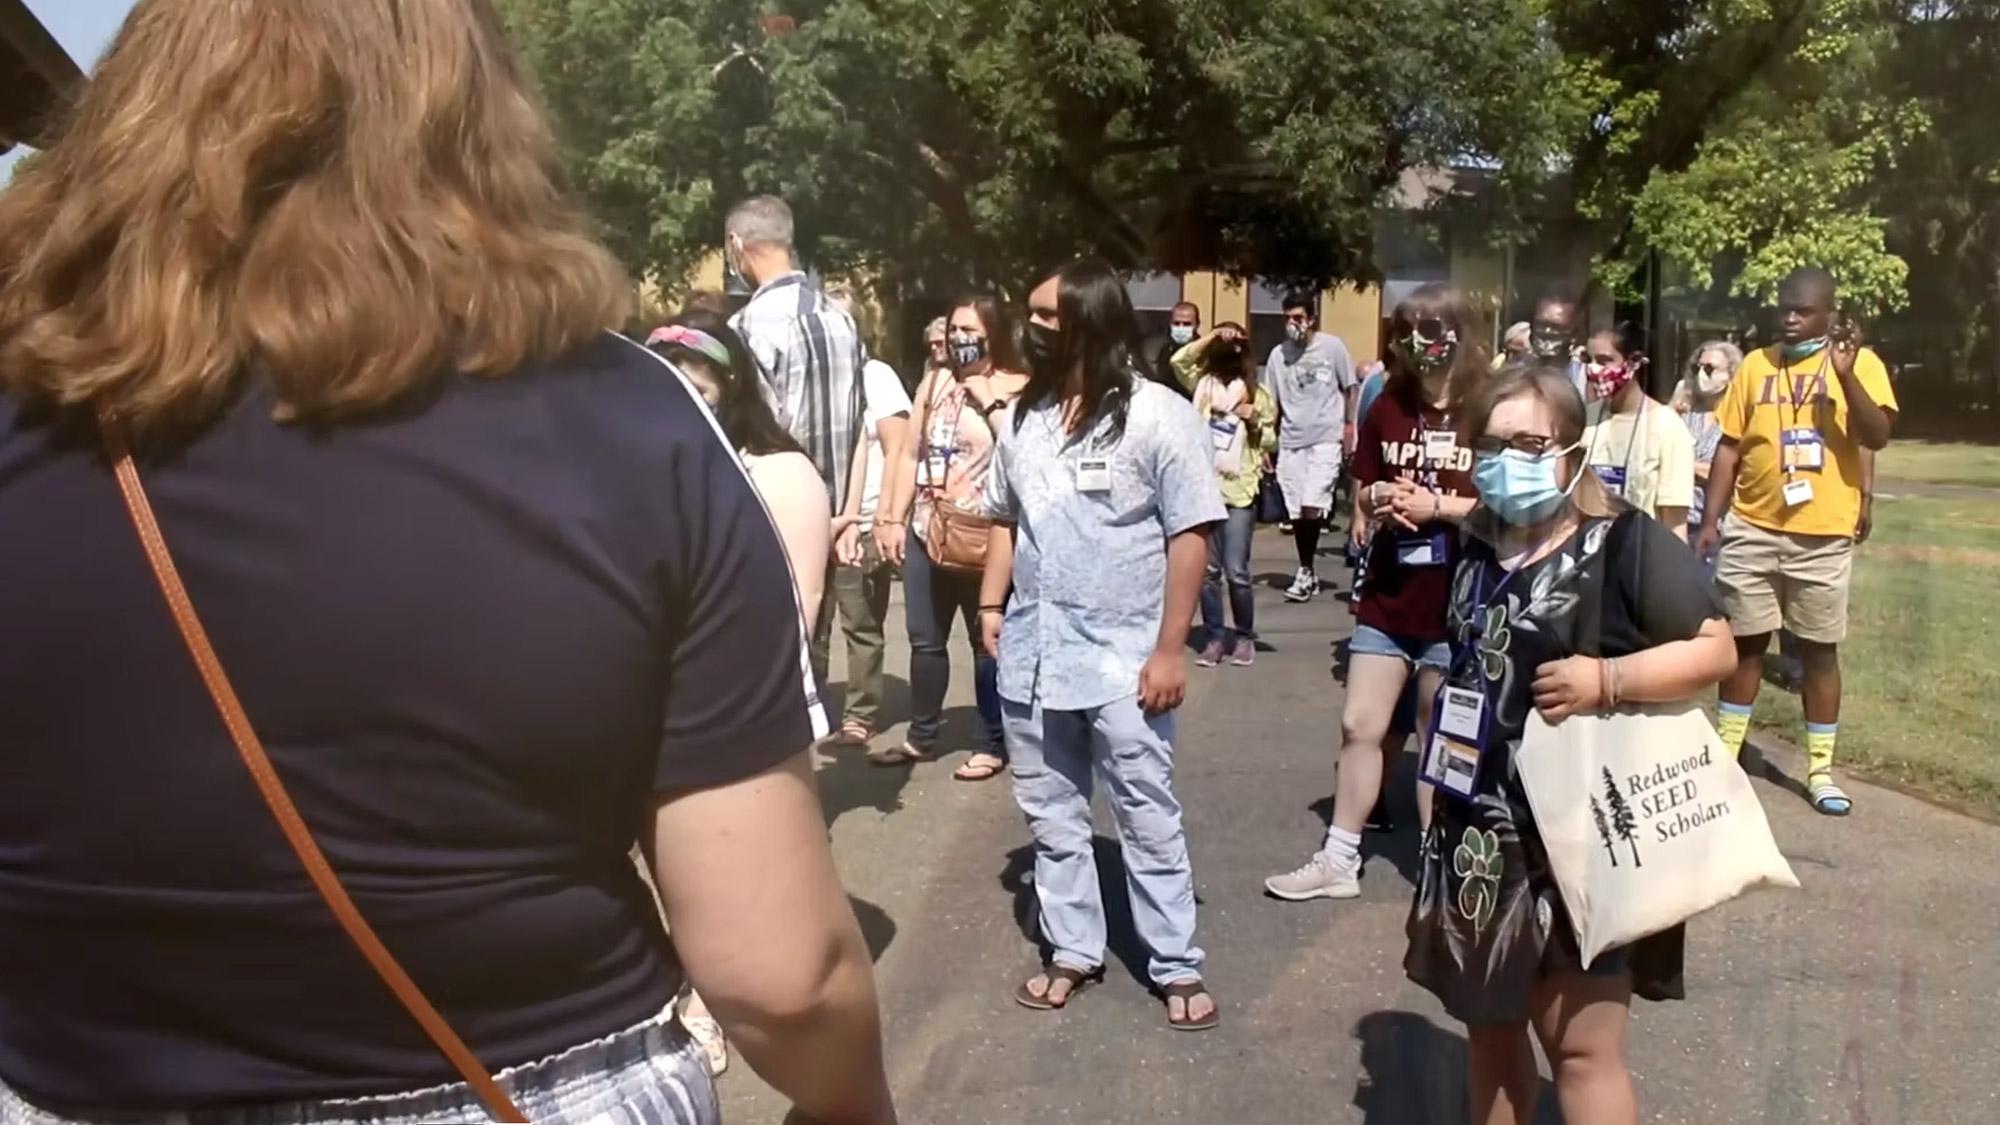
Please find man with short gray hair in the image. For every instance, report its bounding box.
[724,195,866,519]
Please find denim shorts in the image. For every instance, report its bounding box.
[1349,624,1451,672]
[0,1008,717,1125]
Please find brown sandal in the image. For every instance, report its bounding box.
[1163,979,1220,1031]
[1014,963,1102,1011]
[953,752,1007,781]
[867,742,928,767]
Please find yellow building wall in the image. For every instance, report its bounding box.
[1449,243,1506,348]
[1321,285,1383,361]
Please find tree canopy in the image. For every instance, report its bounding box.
[503,0,1997,386]
[498,0,1584,297]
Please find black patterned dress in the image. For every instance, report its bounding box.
[1404,512,1723,1025]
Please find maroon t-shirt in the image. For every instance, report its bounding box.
[1352,380,1474,642]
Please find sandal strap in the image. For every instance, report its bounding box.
[1162,979,1208,999]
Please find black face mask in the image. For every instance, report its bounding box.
[1024,322,1063,374]
[949,336,987,371]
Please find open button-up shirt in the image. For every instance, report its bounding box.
[982,377,1224,711]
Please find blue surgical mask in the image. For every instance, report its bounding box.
[1780,337,1829,362]
[1169,324,1195,346]
[1473,444,1582,527]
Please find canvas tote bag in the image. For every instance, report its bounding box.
[1517,702,1799,965]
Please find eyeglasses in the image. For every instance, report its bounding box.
[1697,363,1720,376]
[1473,433,1562,456]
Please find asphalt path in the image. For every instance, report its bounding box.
[720,530,2000,1125]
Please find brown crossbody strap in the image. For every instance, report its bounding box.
[98,416,527,1123]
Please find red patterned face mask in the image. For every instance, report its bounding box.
[1585,361,1635,401]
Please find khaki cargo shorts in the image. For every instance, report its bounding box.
[1713,512,1854,644]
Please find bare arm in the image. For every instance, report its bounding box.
[1694,439,1743,555]
[978,524,1015,656]
[1533,617,1737,721]
[1831,339,1893,450]
[749,454,833,626]
[1137,528,1209,714]
[875,374,934,563]
[1610,617,1737,702]
[650,754,895,1125]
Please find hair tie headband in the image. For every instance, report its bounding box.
[647,325,732,369]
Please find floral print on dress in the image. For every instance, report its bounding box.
[1453,826,1504,931]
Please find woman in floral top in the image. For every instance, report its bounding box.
[1172,322,1276,666]
[1406,366,1736,1125]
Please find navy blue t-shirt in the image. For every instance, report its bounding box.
[0,333,818,1108]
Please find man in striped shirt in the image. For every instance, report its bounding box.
[724,195,865,518]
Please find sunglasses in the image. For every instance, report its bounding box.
[1413,318,1448,340]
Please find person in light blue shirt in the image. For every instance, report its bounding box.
[979,258,1224,1032]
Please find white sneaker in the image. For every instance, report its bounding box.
[1283,568,1318,603]
[1264,850,1360,901]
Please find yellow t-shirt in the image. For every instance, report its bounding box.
[1583,397,1695,523]
[1718,345,1898,537]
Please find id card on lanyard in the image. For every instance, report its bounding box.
[1778,364,1825,507]
[1419,558,1523,801]
[1420,682,1489,800]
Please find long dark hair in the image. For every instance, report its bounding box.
[651,308,801,458]
[1386,282,1490,419]
[1017,257,1139,439]
[1203,320,1256,394]
[949,292,1026,374]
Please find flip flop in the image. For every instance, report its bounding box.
[953,752,1007,782]
[867,743,928,767]
[1162,979,1220,1032]
[833,720,874,747]
[1014,964,1102,1011]
[1807,774,1852,817]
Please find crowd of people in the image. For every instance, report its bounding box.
[0,3,1899,1125]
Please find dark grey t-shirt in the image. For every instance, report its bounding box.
[0,333,818,1108]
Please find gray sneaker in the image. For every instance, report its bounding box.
[1264,850,1360,901]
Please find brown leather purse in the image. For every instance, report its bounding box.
[923,500,994,575]
[920,386,998,574]
[99,415,528,1123]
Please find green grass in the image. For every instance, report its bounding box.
[1749,494,2000,814]
[1876,441,2000,490]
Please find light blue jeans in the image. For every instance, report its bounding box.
[1003,695,1206,987]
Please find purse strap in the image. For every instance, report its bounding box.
[97,416,527,1123]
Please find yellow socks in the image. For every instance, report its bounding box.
[1805,723,1838,778]
[1717,702,1754,761]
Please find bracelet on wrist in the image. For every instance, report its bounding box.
[978,605,1006,615]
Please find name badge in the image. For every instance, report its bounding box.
[1208,417,1239,450]
[1781,428,1825,472]
[1423,429,1457,466]
[1077,456,1112,493]
[922,450,949,486]
[1421,685,1488,800]
[1782,476,1815,507]
[1396,530,1449,568]
[1593,464,1628,497]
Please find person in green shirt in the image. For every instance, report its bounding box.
[1173,324,1277,666]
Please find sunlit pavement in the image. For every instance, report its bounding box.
[722,529,2000,1125]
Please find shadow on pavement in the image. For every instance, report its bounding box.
[998,840,1153,991]
[1353,1010,1560,1125]
[848,895,896,964]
